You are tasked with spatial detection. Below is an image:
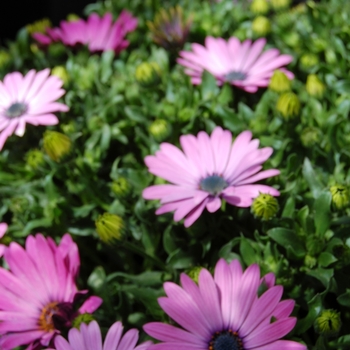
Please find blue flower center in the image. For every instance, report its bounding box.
[5,102,27,118]
[209,330,244,350]
[225,71,247,81]
[200,175,228,196]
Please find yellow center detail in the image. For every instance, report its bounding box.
[38,302,59,331]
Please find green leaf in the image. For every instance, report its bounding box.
[318,252,337,267]
[314,191,332,236]
[337,289,350,307]
[282,197,295,218]
[267,227,306,258]
[307,268,333,287]
[200,70,219,100]
[239,237,257,265]
[302,158,324,198]
[88,266,106,291]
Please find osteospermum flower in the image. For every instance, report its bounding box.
[0,222,8,257]
[0,68,68,151]
[143,127,280,227]
[33,11,138,54]
[0,233,102,349]
[177,36,294,92]
[54,320,152,350]
[144,258,307,350]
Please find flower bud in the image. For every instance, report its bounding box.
[43,131,72,162]
[51,66,69,86]
[300,127,321,148]
[149,119,171,141]
[330,185,349,210]
[251,193,279,220]
[26,18,52,35]
[186,266,203,284]
[270,0,291,11]
[25,149,45,169]
[252,16,271,37]
[276,92,300,119]
[250,0,269,15]
[111,177,132,198]
[0,51,10,69]
[67,13,80,22]
[306,74,325,98]
[72,313,95,329]
[314,309,341,337]
[304,254,317,269]
[95,213,124,243]
[135,62,161,88]
[269,70,291,93]
[300,53,319,70]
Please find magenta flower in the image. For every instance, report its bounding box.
[144,258,306,350]
[0,234,102,350]
[177,36,294,92]
[54,320,152,350]
[0,68,68,151]
[0,222,8,257]
[33,11,138,54]
[142,127,280,227]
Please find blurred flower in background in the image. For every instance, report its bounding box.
[0,222,8,257]
[53,320,152,350]
[178,37,293,92]
[33,11,138,54]
[0,68,69,151]
[143,127,280,227]
[0,234,102,349]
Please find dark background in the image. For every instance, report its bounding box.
[0,0,95,46]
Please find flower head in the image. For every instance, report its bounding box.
[43,130,72,162]
[178,37,294,93]
[144,258,306,350]
[314,309,341,337]
[54,320,152,350]
[251,192,279,220]
[148,6,192,51]
[0,233,102,349]
[33,11,138,54]
[0,222,8,257]
[0,69,69,151]
[143,127,280,227]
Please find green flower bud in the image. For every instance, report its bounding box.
[67,14,80,22]
[72,313,95,329]
[25,149,45,169]
[330,185,349,210]
[111,177,132,198]
[276,92,300,119]
[300,53,319,70]
[135,62,161,88]
[314,309,341,337]
[306,74,325,98]
[51,66,69,86]
[250,0,269,15]
[186,266,203,284]
[252,16,271,37]
[251,193,279,220]
[0,51,10,68]
[300,127,321,148]
[269,70,291,93]
[149,119,171,141]
[30,44,39,54]
[26,18,52,35]
[274,12,293,28]
[282,32,300,49]
[43,131,72,162]
[304,254,317,268]
[270,0,291,11]
[95,213,124,243]
[325,49,337,65]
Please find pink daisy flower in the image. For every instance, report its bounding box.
[0,68,68,151]
[33,11,138,54]
[54,320,152,350]
[0,233,102,350]
[177,36,294,93]
[0,222,8,257]
[144,258,307,350]
[142,127,280,227]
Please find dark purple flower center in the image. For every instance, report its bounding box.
[225,71,247,81]
[5,102,28,118]
[200,175,227,196]
[209,330,244,350]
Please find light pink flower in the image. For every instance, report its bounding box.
[33,11,138,54]
[143,127,280,227]
[144,258,306,350]
[177,36,294,93]
[0,222,8,257]
[0,234,102,350]
[0,68,68,151]
[54,320,152,350]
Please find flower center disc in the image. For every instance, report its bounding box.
[209,330,244,350]
[200,175,227,196]
[225,71,247,81]
[5,102,28,118]
[38,302,59,332]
